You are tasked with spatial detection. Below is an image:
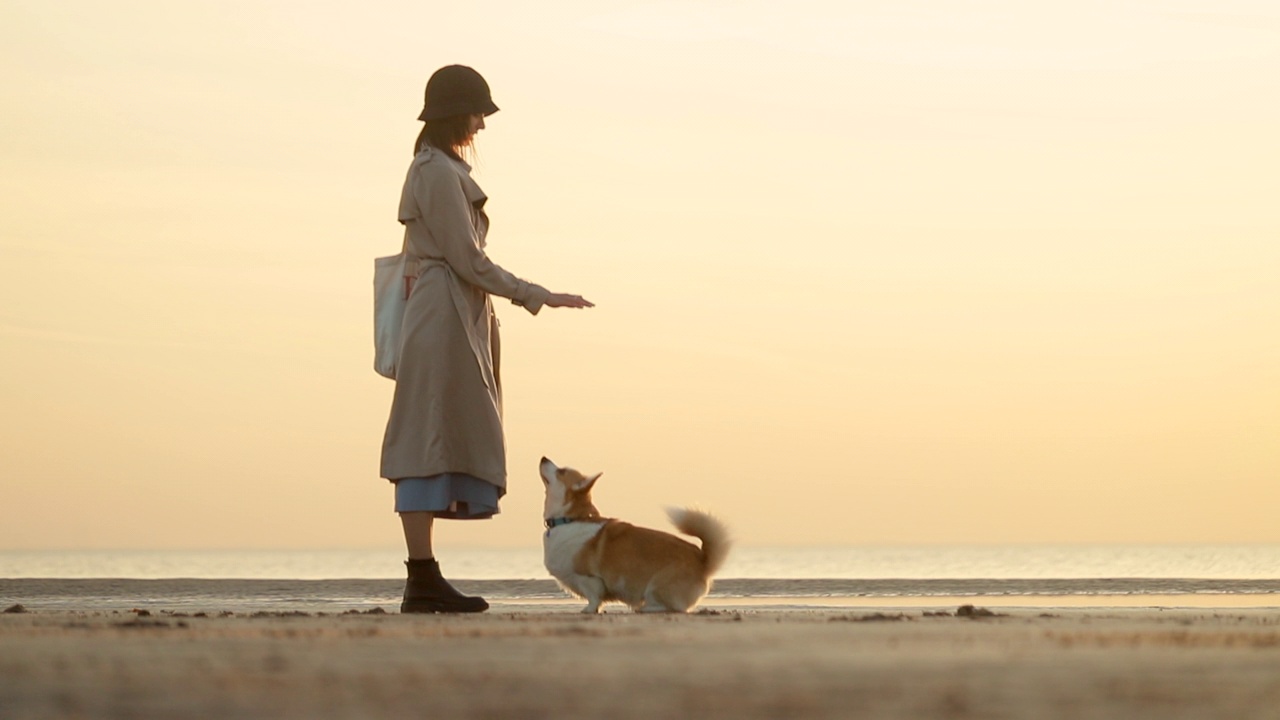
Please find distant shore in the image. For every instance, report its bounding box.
[3,606,1279,719]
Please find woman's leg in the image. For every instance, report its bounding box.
[398,511,487,613]
[400,511,434,560]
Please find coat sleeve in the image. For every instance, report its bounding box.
[412,162,551,315]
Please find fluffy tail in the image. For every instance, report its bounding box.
[666,507,731,577]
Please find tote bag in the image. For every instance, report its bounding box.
[373,252,408,379]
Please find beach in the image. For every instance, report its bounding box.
[4,604,1280,719]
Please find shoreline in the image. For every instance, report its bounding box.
[3,607,1279,719]
[6,596,1280,617]
[5,576,1280,614]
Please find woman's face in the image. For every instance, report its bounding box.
[467,113,486,139]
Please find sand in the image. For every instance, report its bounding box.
[2,605,1279,719]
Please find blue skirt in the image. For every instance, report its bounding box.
[393,473,500,519]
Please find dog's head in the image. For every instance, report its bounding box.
[540,457,601,520]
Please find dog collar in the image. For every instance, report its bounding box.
[544,517,576,530]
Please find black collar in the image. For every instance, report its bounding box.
[544,517,576,530]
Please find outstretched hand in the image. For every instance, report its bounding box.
[545,293,594,309]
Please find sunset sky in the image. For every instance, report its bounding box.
[2,0,1277,552]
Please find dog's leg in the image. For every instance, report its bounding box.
[638,584,675,613]
[642,571,708,613]
[577,576,607,614]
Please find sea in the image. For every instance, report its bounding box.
[3,545,1279,614]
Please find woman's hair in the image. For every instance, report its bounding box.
[414,114,476,162]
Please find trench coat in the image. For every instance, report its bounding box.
[380,146,551,493]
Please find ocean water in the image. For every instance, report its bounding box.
[3,545,1278,613]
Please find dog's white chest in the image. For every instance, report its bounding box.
[543,522,603,580]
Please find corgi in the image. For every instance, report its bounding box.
[539,457,731,614]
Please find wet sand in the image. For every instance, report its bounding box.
[3,605,1279,719]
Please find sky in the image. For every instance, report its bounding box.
[1,0,1277,552]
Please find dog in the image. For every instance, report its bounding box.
[539,457,730,614]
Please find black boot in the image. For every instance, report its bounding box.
[401,559,488,614]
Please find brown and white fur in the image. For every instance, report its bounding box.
[540,457,731,614]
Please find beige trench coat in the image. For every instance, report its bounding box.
[380,146,551,492]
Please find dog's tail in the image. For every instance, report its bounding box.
[666,507,731,577]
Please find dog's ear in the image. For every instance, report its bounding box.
[575,472,602,492]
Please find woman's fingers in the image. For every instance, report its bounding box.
[548,293,594,308]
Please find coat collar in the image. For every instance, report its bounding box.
[417,142,472,171]
[415,145,488,208]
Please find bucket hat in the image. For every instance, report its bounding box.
[417,65,499,121]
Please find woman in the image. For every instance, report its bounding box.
[382,65,593,613]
